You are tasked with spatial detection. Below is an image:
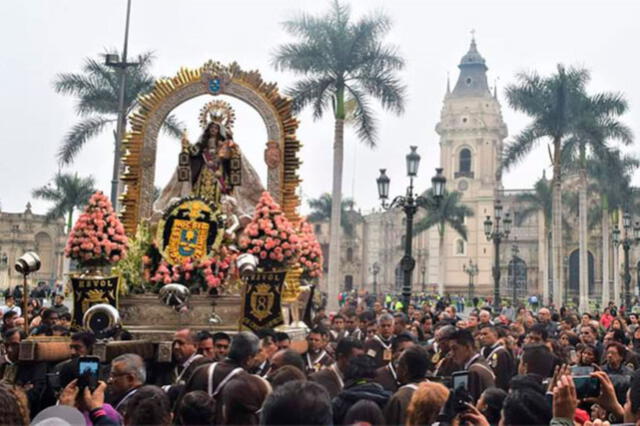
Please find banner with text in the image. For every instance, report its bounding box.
[71,276,119,325]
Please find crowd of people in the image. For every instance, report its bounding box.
[2,290,640,425]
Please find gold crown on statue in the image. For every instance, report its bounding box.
[199,99,236,130]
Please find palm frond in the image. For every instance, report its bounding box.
[161,114,186,139]
[503,124,544,170]
[58,116,115,165]
[286,77,335,117]
[345,85,377,146]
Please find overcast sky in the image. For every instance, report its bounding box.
[1,0,638,217]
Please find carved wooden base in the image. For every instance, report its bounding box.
[119,294,242,338]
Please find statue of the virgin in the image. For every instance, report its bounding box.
[154,100,265,221]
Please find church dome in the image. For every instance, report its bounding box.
[450,36,491,98]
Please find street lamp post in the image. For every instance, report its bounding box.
[511,242,519,305]
[372,262,380,296]
[377,146,446,314]
[612,212,640,309]
[484,200,512,312]
[463,258,479,300]
[421,265,427,293]
[104,0,138,210]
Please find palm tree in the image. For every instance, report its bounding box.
[561,92,632,310]
[273,1,406,310]
[514,175,552,302]
[307,193,360,236]
[504,65,589,308]
[53,50,183,205]
[414,189,473,293]
[587,150,639,306]
[32,173,97,232]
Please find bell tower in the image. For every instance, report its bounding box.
[431,36,508,297]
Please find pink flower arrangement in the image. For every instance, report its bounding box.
[239,192,300,269]
[149,247,236,289]
[296,218,323,279]
[65,191,128,267]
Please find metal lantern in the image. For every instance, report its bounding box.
[406,146,421,177]
[484,216,493,240]
[432,168,446,198]
[503,212,512,236]
[613,226,621,247]
[624,212,632,229]
[494,200,503,220]
[377,169,391,200]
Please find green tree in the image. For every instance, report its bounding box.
[32,173,97,232]
[504,65,589,307]
[587,150,638,305]
[414,189,473,292]
[561,92,632,310]
[307,193,359,236]
[273,1,406,309]
[53,51,184,206]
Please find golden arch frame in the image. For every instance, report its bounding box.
[119,61,302,235]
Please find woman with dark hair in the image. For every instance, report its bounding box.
[578,344,599,367]
[476,387,507,425]
[221,373,271,425]
[343,399,385,426]
[124,385,172,426]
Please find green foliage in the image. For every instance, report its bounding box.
[515,177,552,229]
[53,50,184,165]
[111,221,153,294]
[307,193,360,236]
[32,172,96,232]
[503,65,590,170]
[414,190,473,240]
[272,0,406,146]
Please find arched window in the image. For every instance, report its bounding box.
[459,148,472,173]
[346,247,354,262]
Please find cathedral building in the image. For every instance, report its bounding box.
[0,203,67,291]
[307,37,637,306]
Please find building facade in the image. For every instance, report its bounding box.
[0,203,67,291]
[313,37,634,306]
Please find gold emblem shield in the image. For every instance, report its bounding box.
[157,197,223,265]
[250,284,275,321]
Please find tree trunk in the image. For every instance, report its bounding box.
[602,204,610,307]
[438,225,445,295]
[613,210,621,306]
[327,115,345,312]
[578,156,589,312]
[552,139,564,308]
[67,209,74,234]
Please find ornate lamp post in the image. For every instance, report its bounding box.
[511,242,520,305]
[377,146,446,314]
[612,212,640,308]
[463,258,479,300]
[484,200,512,311]
[372,262,380,296]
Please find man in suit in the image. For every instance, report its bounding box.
[167,329,207,387]
[303,327,335,374]
[478,324,514,391]
[449,328,495,402]
[384,345,430,426]
[182,331,260,423]
[309,338,364,398]
[364,313,394,368]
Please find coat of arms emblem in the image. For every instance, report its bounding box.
[157,197,224,265]
[250,284,275,321]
